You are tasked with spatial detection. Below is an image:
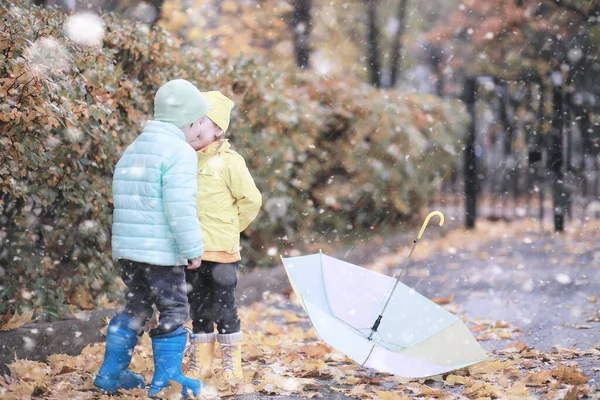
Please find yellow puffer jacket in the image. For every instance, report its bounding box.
[196,140,262,255]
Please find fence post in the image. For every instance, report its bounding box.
[549,72,566,232]
[463,77,477,229]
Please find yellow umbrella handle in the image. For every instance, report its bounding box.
[417,211,444,240]
[371,210,446,340]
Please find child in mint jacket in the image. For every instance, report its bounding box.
[95,79,209,398]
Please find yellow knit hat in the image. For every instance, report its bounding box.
[202,91,234,133]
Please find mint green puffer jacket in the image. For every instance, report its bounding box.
[111,120,204,266]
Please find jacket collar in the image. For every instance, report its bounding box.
[144,120,186,141]
[198,139,231,157]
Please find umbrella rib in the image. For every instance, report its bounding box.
[319,251,337,318]
[318,252,380,338]
[361,343,376,367]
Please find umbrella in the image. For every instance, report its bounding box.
[280,211,487,378]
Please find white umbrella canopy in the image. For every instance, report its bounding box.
[281,212,487,378]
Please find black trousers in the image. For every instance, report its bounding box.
[185,261,240,334]
[116,259,189,337]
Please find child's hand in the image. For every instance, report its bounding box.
[188,257,202,270]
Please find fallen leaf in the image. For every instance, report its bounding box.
[507,381,531,397]
[463,381,503,398]
[445,374,469,386]
[506,339,531,353]
[257,372,315,394]
[7,360,50,382]
[47,354,86,375]
[3,381,35,399]
[80,343,105,357]
[432,295,454,305]
[585,312,600,322]
[0,311,34,331]
[469,360,512,375]
[551,365,589,385]
[376,391,411,400]
[263,322,282,335]
[527,370,552,386]
[550,346,582,359]
[571,324,592,329]
[301,343,331,358]
[350,384,372,397]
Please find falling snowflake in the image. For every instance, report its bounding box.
[64,13,105,47]
[64,126,83,143]
[25,37,71,77]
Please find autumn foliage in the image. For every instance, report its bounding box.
[0,1,467,321]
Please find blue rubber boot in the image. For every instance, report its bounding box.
[148,326,205,398]
[94,316,145,392]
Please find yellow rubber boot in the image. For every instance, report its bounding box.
[184,332,215,380]
[217,332,243,379]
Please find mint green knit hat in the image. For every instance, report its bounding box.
[154,79,210,128]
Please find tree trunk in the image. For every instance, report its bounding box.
[463,77,477,229]
[389,0,409,88]
[426,44,445,96]
[549,72,566,232]
[292,0,312,69]
[367,0,382,88]
[498,83,515,156]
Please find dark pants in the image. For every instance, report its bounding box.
[185,261,240,334]
[115,260,190,337]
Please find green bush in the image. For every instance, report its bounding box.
[0,1,467,322]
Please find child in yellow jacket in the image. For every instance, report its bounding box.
[185,91,262,381]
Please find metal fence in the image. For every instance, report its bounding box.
[434,74,600,230]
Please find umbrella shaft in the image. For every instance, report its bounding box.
[382,239,419,313]
[399,239,418,279]
[368,239,420,339]
[368,315,383,340]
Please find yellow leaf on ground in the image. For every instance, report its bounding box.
[527,370,552,386]
[263,322,282,335]
[506,339,530,353]
[47,354,85,375]
[445,374,469,386]
[551,365,589,385]
[7,360,50,382]
[301,343,331,358]
[80,342,105,357]
[469,360,512,375]
[0,311,34,331]
[3,381,35,399]
[418,384,446,397]
[507,381,531,397]
[432,295,454,305]
[463,381,503,398]
[258,372,315,394]
[376,391,411,400]
[350,384,371,397]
